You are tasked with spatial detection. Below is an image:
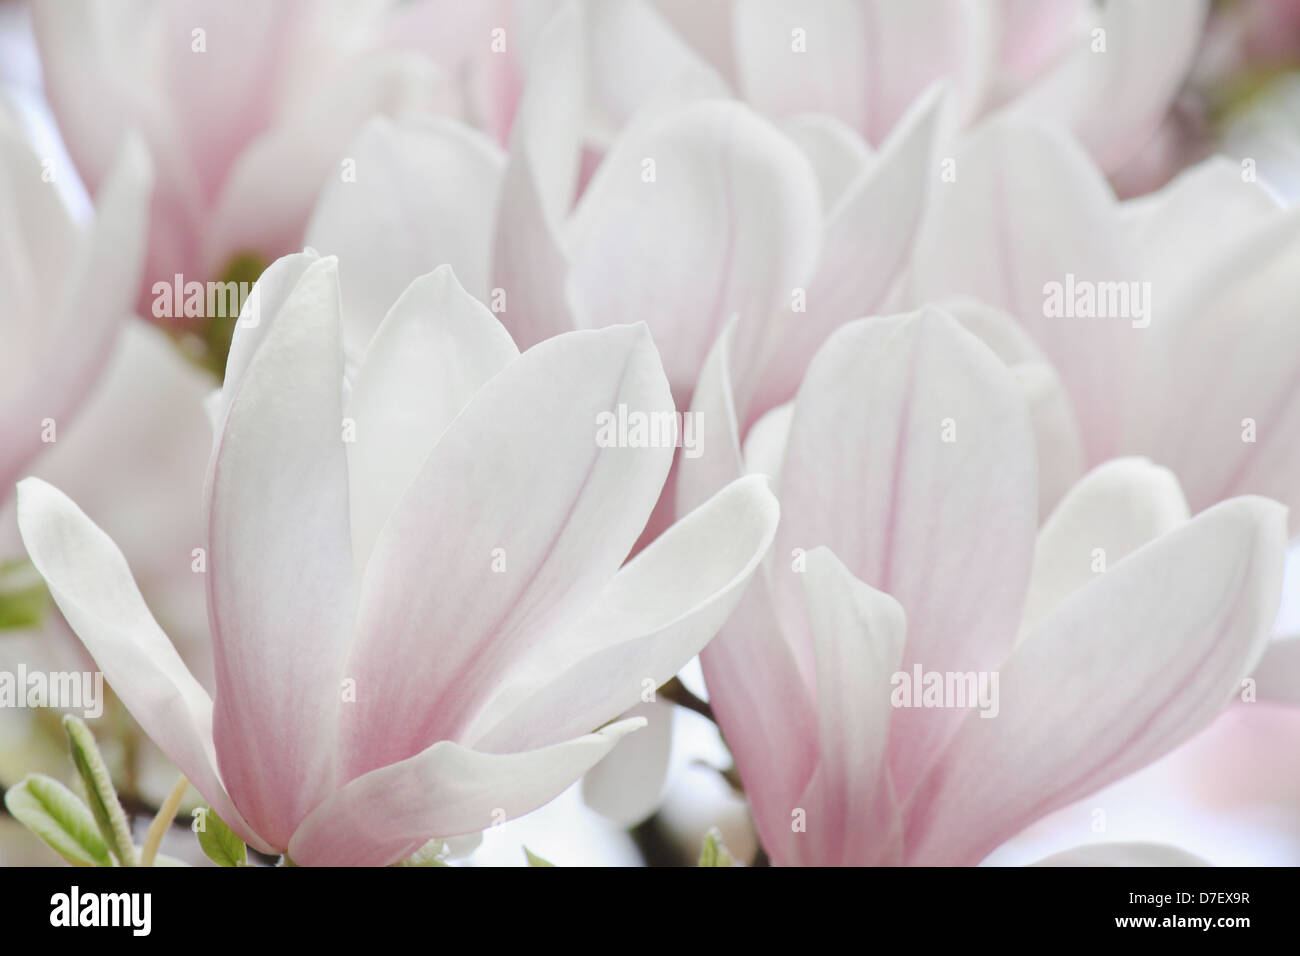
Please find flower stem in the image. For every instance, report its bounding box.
[140,775,189,867]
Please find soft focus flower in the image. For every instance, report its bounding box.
[32,0,453,331]
[0,320,214,801]
[680,307,1285,865]
[658,0,1207,176]
[15,252,780,865]
[903,118,1300,527]
[0,110,150,498]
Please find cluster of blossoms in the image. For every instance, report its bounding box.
[0,0,1298,868]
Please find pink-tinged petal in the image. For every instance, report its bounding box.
[31,1,220,317]
[1007,0,1208,173]
[304,116,505,356]
[701,575,818,864]
[775,308,1037,796]
[907,119,1137,461]
[207,256,354,849]
[907,496,1287,866]
[30,1,169,186]
[287,718,644,867]
[582,700,675,827]
[653,0,739,87]
[746,86,943,419]
[466,473,780,752]
[0,135,151,494]
[994,0,1088,93]
[1253,635,1300,704]
[566,99,821,394]
[733,0,991,146]
[152,0,305,204]
[346,266,518,573]
[1126,207,1300,531]
[14,479,270,854]
[204,52,454,278]
[1021,458,1188,635]
[941,297,1086,517]
[1029,843,1207,867]
[340,324,673,777]
[490,3,586,350]
[785,547,904,867]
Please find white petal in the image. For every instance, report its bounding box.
[581,700,675,827]
[1021,458,1189,635]
[304,116,505,357]
[346,266,518,572]
[465,474,779,752]
[907,496,1287,865]
[565,99,821,393]
[287,719,644,867]
[14,479,269,853]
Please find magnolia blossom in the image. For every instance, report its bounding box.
[16,252,779,866]
[305,5,944,560]
[678,307,1285,865]
[659,0,1207,175]
[902,118,1300,528]
[32,0,454,326]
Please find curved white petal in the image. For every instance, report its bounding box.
[346,266,518,572]
[14,478,269,853]
[907,496,1287,866]
[1021,458,1189,635]
[304,116,505,357]
[774,308,1037,795]
[467,473,779,752]
[339,324,673,778]
[581,700,675,827]
[788,547,904,867]
[565,99,821,394]
[287,718,644,867]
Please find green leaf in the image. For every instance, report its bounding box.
[63,715,138,866]
[4,774,112,867]
[523,846,556,867]
[0,559,49,630]
[392,838,449,867]
[193,806,246,867]
[698,828,733,867]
